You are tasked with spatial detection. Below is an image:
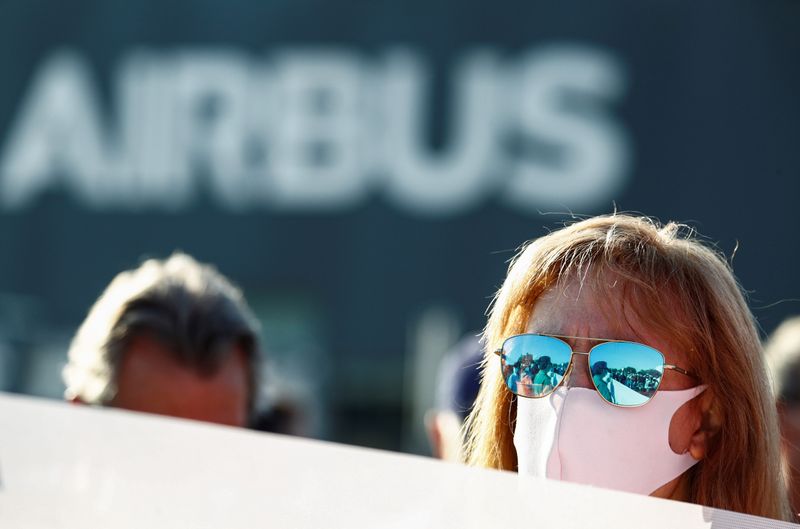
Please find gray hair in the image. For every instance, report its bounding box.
[63,253,261,414]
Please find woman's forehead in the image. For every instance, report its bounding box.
[526,278,688,364]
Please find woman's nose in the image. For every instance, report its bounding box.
[566,352,593,389]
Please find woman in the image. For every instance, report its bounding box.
[465,214,791,520]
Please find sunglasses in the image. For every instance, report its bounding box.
[494,333,696,407]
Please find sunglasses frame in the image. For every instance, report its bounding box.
[494,333,697,407]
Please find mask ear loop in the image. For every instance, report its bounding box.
[507,391,517,435]
[507,348,576,435]
[504,359,519,435]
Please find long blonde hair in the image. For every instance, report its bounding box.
[465,214,791,521]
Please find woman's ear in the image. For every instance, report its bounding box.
[688,391,722,461]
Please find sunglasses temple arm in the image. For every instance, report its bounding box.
[665,364,696,379]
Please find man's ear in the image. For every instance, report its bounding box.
[688,391,722,461]
[424,409,443,458]
[426,410,466,461]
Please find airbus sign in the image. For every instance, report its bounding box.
[0,45,631,216]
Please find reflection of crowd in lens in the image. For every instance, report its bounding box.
[607,366,661,396]
[504,355,569,397]
[505,355,661,400]
[590,361,615,404]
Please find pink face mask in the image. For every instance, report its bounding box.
[514,385,706,495]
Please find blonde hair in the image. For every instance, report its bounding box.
[465,214,791,520]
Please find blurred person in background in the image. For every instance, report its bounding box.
[63,253,261,428]
[251,396,309,436]
[425,334,482,462]
[465,214,792,521]
[765,316,800,516]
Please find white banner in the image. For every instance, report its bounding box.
[0,393,795,528]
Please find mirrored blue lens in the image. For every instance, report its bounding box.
[500,335,571,397]
[588,342,664,407]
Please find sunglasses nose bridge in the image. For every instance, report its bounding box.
[564,350,593,389]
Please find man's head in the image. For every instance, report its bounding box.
[765,316,800,513]
[766,316,800,408]
[426,334,482,462]
[592,361,609,377]
[63,253,260,427]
